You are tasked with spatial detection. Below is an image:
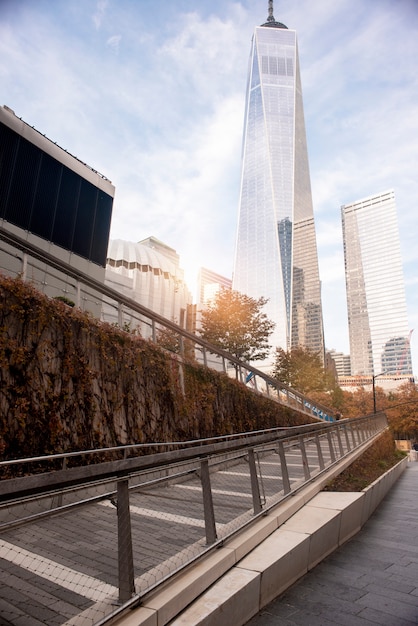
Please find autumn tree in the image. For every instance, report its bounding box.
[155,324,195,361]
[272,346,332,395]
[384,381,418,440]
[199,288,275,365]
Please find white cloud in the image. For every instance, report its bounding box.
[93,0,108,30]
[106,35,121,52]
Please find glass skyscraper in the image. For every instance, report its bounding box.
[341,190,413,376]
[233,2,324,363]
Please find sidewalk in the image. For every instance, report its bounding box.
[247,463,418,626]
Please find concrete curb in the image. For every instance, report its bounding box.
[114,454,408,626]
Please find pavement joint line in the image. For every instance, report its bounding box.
[0,539,118,602]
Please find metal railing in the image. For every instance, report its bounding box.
[0,225,335,423]
[0,413,387,625]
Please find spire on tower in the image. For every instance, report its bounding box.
[267,0,275,23]
[261,1,287,29]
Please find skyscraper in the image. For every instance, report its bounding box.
[232,2,324,363]
[341,190,413,376]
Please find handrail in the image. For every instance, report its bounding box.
[0,225,335,422]
[0,421,333,501]
[0,414,386,502]
[0,413,388,624]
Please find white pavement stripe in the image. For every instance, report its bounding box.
[261,459,327,467]
[175,485,253,498]
[99,500,213,528]
[219,471,250,477]
[259,463,318,469]
[0,539,117,602]
[219,470,282,480]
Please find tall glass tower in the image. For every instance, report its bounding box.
[232,2,324,363]
[341,190,413,376]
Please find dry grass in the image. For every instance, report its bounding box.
[323,430,406,492]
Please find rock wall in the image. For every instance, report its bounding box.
[0,274,310,460]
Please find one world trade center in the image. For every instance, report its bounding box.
[233,1,324,363]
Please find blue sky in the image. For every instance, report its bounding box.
[1,0,418,374]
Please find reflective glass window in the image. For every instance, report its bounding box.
[29,153,61,240]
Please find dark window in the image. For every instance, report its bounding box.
[0,123,19,219]
[53,167,80,250]
[91,192,113,265]
[72,179,97,260]
[5,137,41,228]
[29,153,62,241]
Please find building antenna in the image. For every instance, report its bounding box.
[261,1,287,29]
[267,0,275,23]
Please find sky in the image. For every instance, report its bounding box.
[1,0,418,374]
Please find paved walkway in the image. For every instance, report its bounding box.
[247,463,418,626]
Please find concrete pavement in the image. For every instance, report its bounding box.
[247,462,418,626]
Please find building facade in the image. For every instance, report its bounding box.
[0,105,115,314]
[326,349,351,378]
[341,190,413,376]
[232,2,324,364]
[103,237,193,339]
[197,267,232,307]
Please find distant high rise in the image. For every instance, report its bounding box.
[197,267,232,307]
[232,1,324,363]
[326,349,351,378]
[341,190,413,376]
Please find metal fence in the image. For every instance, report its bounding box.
[0,413,387,625]
[0,225,335,423]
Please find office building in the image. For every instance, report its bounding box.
[0,105,115,313]
[326,349,351,378]
[341,190,413,376]
[197,267,232,307]
[233,2,324,364]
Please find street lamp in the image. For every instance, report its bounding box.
[372,371,395,413]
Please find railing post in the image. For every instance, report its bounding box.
[117,479,135,603]
[277,442,291,494]
[336,426,344,457]
[200,458,217,544]
[22,252,28,280]
[327,430,336,463]
[350,423,357,447]
[76,281,81,309]
[314,433,325,471]
[299,436,310,480]
[343,424,351,451]
[248,449,262,514]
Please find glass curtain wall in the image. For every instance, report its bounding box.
[342,190,413,376]
[233,18,324,363]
